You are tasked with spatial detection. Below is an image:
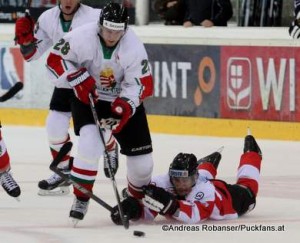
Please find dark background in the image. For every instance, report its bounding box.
[0,1,294,26]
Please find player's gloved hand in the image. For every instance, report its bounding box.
[15,16,35,45]
[111,196,142,225]
[111,97,136,133]
[67,67,98,105]
[142,185,179,216]
[289,11,300,39]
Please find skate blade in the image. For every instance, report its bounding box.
[71,218,80,228]
[247,127,252,135]
[14,196,20,202]
[38,186,70,196]
[217,146,224,153]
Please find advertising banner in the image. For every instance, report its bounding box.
[0,45,53,109]
[144,44,221,118]
[0,46,24,96]
[220,46,300,122]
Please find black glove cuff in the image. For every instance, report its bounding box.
[165,198,179,216]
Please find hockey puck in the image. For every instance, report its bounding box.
[133,230,145,237]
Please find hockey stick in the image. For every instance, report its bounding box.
[88,94,129,229]
[49,141,114,213]
[0,82,23,102]
[25,0,32,17]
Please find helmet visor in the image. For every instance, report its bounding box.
[170,169,197,197]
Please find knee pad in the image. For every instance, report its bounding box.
[46,110,71,143]
[77,125,104,165]
[126,153,153,187]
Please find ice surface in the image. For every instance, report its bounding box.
[1,126,299,243]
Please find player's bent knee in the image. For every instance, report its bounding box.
[46,110,71,142]
[77,125,103,164]
[127,153,153,186]
[227,184,256,216]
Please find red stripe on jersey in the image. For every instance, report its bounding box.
[178,200,193,218]
[194,200,214,220]
[139,75,153,100]
[239,152,262,171]
[47,53,66,77]
[198,163,217,179]
[213,181,237,215]
[237,178,259,196]
[72,166,98,176]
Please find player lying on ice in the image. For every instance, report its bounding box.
[111,132,262,224]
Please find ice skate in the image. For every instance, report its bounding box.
[38,167,71,196]
[0,171,21,201]
[103,142,119,178]
[69,197,90,227]
[244,135,262,157]
[197,146,224,169]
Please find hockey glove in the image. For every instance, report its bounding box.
[289,10,300,39]
[15,16,35,45]
[111,97,136,133]
[142,185,179,216]
[111,197,142,225]
[67,67,98,105]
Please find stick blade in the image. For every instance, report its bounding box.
[0,82,23,102]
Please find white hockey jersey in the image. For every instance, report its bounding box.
[27,4,100,61]
[46,23,153,106]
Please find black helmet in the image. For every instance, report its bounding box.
[169,153,198,178]
[99,2,129,31]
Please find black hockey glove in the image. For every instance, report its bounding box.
[111,197,142,225]
[142,185,179,216]
[289,10,300,39]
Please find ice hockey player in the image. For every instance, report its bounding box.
[111,132,262,224]
[0,123,21,200]
[46,2,154,225]
[14,0,119,196]
[289,0,300,38]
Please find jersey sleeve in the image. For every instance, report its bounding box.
[172,182,216,223]
[46,33,79,88]
[118,30,153,107]
[25,9,56,62]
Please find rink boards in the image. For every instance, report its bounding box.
[1,25,300,140]
[1,108,300,141]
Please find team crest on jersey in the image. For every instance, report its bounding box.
[100,68,116,89]
[195,192,204,200]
